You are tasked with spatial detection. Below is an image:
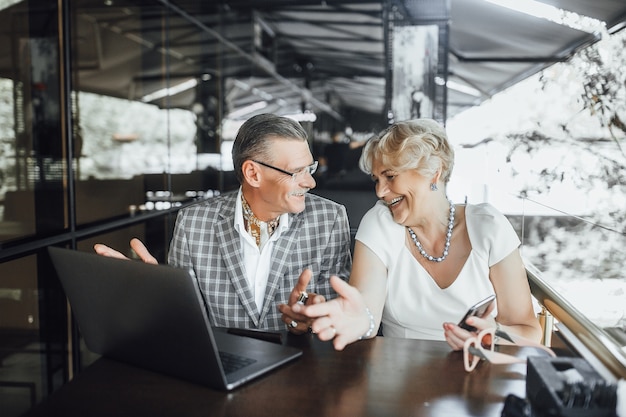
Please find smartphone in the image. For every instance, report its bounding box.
[458,294,496,331]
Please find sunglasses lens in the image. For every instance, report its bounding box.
[480,332,494,349]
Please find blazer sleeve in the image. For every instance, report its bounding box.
[314,202,352,300]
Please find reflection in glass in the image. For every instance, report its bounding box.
[0,0,66,243]
[0,256,43,417]
[392,25,439,121]
[69,1,222,225]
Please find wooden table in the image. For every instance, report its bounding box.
[23,333,537,417]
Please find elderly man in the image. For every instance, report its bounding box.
[95,113,352,333]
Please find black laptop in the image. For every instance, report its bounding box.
[48,246,302,390]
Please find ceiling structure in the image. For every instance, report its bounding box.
[12,0,626,131]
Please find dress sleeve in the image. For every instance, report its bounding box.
[466,203,521,267]
[355,201,405,268]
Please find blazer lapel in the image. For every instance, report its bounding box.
[215,195,260,326]
[258,212,303,322]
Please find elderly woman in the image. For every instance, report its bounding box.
[292,118,542,351]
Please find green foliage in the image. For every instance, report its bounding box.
[552,30,626,152]
[504,31,626,230]
[499,31,626,291]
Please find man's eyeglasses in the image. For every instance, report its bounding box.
[253,160,318,180]
[463,327,556,372]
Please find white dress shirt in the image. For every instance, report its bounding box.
[234,189,289,314]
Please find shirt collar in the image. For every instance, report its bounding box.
[234,188,290,236]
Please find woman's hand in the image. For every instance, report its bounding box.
[443,301,497,351]
[293,276,374,351]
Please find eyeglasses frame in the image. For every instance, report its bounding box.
[253,159,318,180]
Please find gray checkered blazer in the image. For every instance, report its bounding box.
[168,191,352,331]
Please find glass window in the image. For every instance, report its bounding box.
[70,1,220,226]
[450,138,626,349]
[0,0,66,244]
[0,253,64,417]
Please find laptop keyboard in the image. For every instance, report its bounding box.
[219,351,257,374]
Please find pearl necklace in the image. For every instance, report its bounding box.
[407,201,455,263]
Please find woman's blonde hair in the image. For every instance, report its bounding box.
[359,118,455,184]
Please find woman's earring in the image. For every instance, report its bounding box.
[430,183,438,191]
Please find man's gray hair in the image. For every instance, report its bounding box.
[232,113,308,183]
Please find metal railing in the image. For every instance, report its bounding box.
[526,261,626,380]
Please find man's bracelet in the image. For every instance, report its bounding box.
[359,306,375,340]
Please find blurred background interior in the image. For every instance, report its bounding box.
[0,1,625,415]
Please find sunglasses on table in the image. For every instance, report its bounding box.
[463,327,556,372]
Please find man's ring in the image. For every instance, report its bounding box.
[289,320,298,328]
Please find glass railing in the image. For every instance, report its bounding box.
[526,262,626,380]
[487,192,626,379]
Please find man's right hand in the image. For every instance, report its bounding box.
[93,238,158,264]
[277,269,322,335]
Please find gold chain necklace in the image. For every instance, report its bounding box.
[241,195,280,247]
